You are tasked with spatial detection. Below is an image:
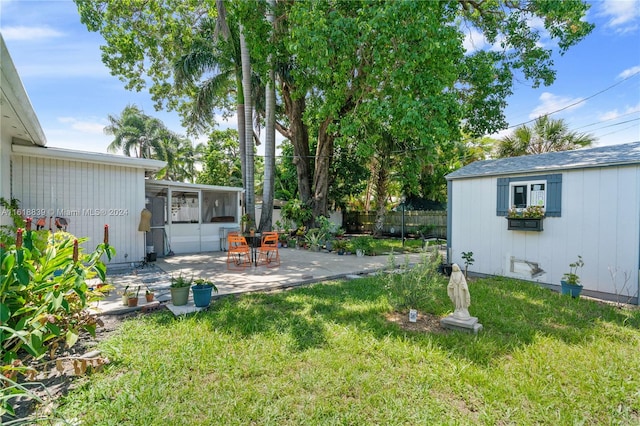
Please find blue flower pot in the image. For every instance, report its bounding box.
[560,280,583,298]
[192,284,214,308]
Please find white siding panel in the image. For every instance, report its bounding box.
[11,155,146,264]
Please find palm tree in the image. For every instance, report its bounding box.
[496,116,596,158]
[104,104,167,159]
[156,133,203,183]
[173,3,262,224]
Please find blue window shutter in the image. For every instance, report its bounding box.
[496,178,509,216]
[546,174,562,217]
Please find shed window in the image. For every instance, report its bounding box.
[510,181,546,210]
[497,174,561,217]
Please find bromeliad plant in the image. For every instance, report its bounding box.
[1,223,115,417]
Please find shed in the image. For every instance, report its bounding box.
[446,142,640,304]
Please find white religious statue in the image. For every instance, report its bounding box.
[447,263,471,319]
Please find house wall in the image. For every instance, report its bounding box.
[11,154,146,264]
[0,127,11,227]
[450,164,640,303]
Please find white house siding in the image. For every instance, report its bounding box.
[450,165,640,301]
[0,128,11,226]
[11,155,146,264]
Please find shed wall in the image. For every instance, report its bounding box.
[450,165,640,302]
[11,154,145,264]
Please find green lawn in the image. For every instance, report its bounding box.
[56,274,640,425]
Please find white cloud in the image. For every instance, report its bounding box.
[619,65,640,79]
[1,25,64,41]
[57,117,105,134]
[529,92,585,119]
[463,28,489,53]
[215,113,238,129]
[598,0,640,33]
[599,103,640,120]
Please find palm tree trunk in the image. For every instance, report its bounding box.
[259,0,276,232]
[239,24,255,226]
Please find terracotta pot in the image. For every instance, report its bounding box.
[145,293,154,302]
[128,297,139,307]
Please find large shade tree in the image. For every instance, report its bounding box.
[274,0,593,217]
[78,0,594,221]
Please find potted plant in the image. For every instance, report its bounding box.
[191,278,218,308]
[351,236,372,257]
[288,236,297,249]
[305,228,324,252]
[333,239,348,255]
[561,255,584,298]
[121,285,132,306]
[127,286,140,307]
[279,233,288,248]
[170,274,192,306]
[295,226,306,249]
[145,287,154,303]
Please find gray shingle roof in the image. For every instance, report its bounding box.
[446,141,640,180]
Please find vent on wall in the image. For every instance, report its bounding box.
[510,256,545,279]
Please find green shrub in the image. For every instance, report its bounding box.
[385,251,444,312]
[1,224,114,418]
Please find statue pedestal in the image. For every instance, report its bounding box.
[440,315,483,334]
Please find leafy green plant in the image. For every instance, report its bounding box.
[417,224,436,238]
[332,239,348,252]
[316,215,339,239]
[170,274,192,288]
[304,229,324,249]
[281,199,313,227]
[385,251,443,312]
[563,255,584,285]
[193,278,219,293]
[0,224,115,418]
[461,251,474,278]
[350,236,373,255]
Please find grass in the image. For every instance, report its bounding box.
[56,275,640,425]
[349,236,427,255]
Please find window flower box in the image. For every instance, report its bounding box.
[507,205,544,231]
[506,217,543,231]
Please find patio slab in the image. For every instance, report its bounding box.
[92,248,431,316]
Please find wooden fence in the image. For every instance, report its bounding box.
[344,211,447,238]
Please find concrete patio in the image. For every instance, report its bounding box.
[92,248,431,316]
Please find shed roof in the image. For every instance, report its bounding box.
[1,34,46,146]
[12,144,166,172]
[446,141,640,180]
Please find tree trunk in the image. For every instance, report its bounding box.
[373,158,389,237]
[237,102,247,208]
[240,25,255,226]
[259,0,276,232]
[281,83,312,205]
[312,117,334,218]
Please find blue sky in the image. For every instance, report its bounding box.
[1,0,639,155]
